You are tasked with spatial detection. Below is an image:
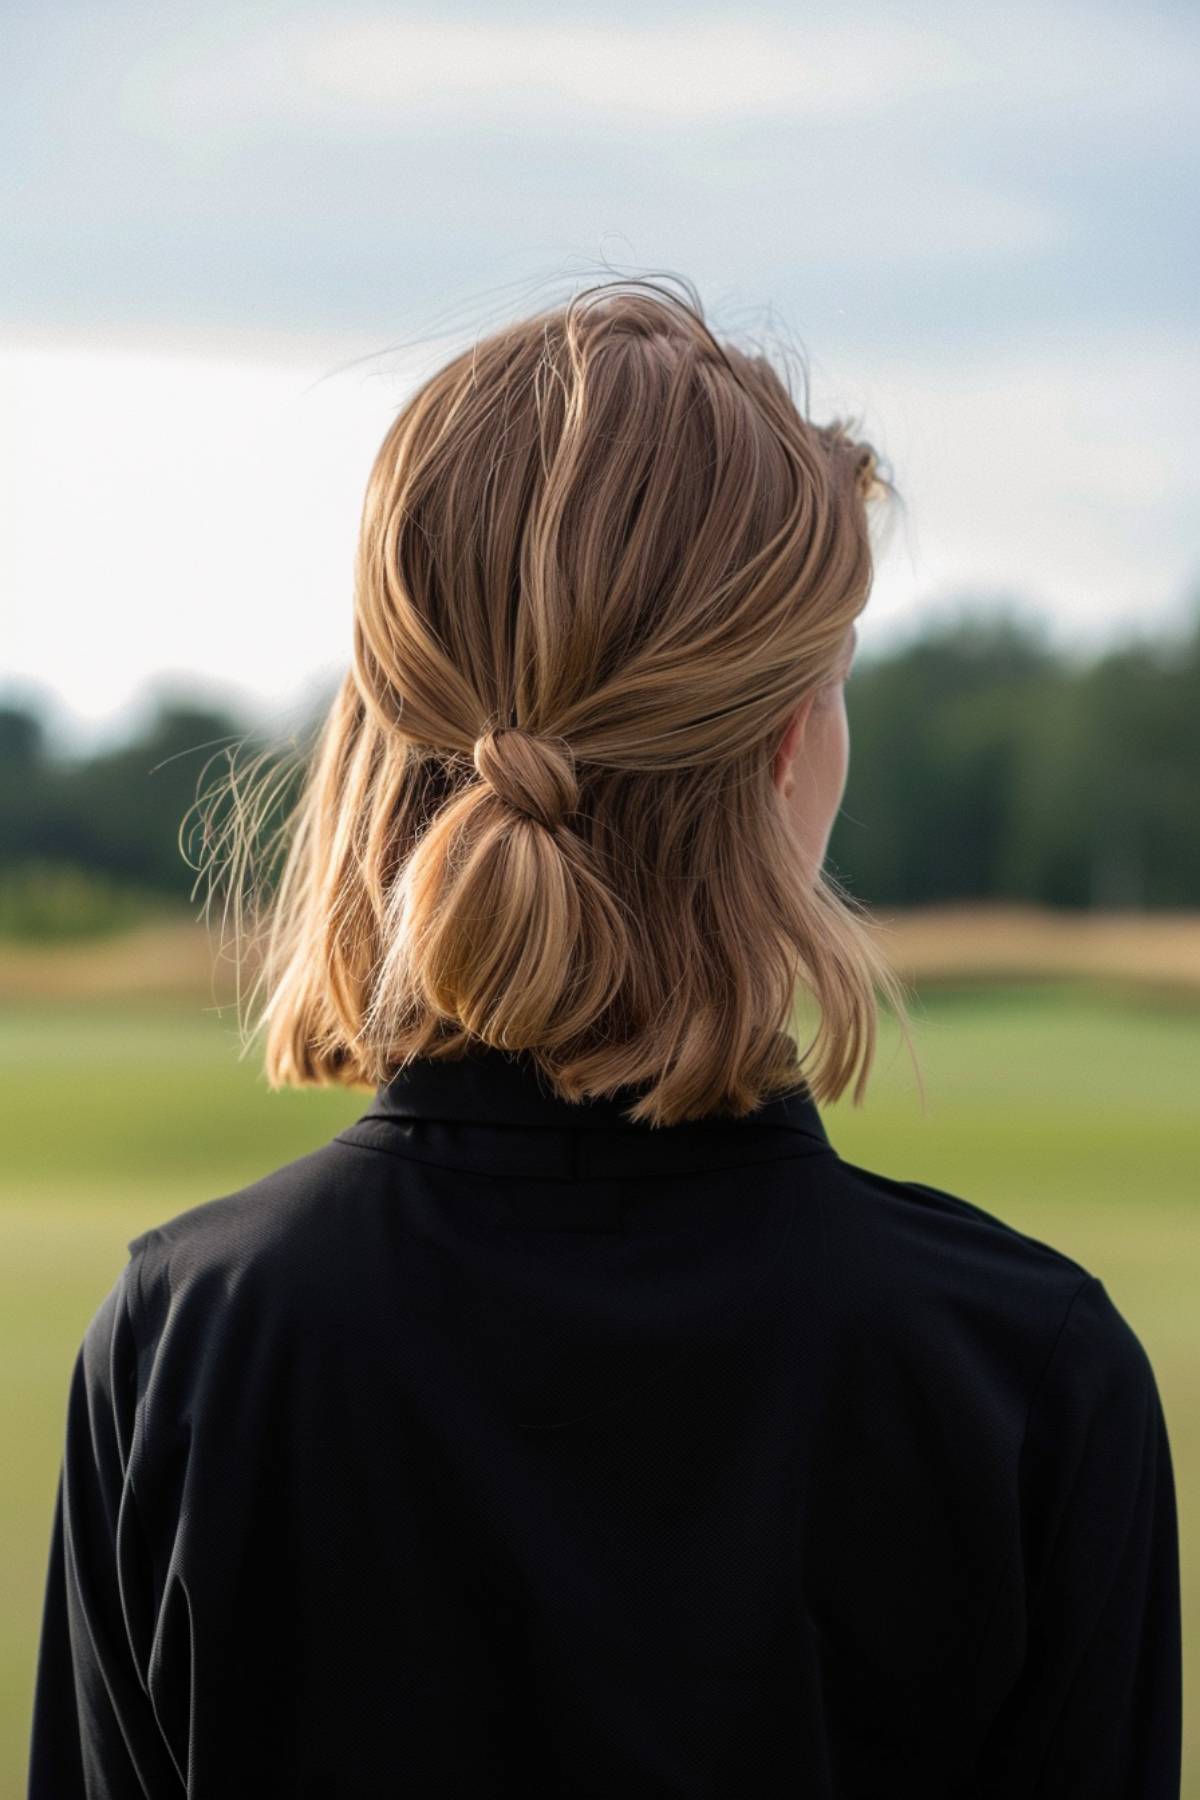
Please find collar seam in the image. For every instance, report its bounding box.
[332,1127,837,1184]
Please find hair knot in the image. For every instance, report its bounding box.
[472,727,578,832]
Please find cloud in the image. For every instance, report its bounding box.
[3,1,1193,349]
[106,4,1199,142]
[821,331,1200,648]
[117,17,977,134]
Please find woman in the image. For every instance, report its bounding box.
[29,279,1180,1797]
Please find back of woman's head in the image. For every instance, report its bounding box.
[205,276,912,1125]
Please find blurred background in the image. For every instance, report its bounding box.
[2,1,1197,1790]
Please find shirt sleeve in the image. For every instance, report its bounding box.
[977,1273,1182,1798]
[27,1256,184,1799]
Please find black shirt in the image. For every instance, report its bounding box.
[28,1045,1182,1798]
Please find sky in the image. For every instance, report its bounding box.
[2,0,1198,754]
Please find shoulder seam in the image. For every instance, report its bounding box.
[125,1229,170,1366]
[966,1271,1095,1690]
[1021,1273,1097,1451]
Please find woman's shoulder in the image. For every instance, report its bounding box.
[811,1150,1165,1435]
[813,1151,1134,1393]
[824,1149,1093,1276]
[122,1136,368,1324]
[794,1154,1169,1580]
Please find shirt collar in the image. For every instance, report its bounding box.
[356,1040,831,1153]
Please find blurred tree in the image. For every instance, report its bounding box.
[829,591,1200,907]
[829,603,1060,904]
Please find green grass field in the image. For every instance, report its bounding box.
[2,983,1197,1793]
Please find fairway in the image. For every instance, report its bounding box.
[3,983,1197,1794]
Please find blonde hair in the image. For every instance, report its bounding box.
[194,277,916,1126]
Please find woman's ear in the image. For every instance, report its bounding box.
[773,692,815,795]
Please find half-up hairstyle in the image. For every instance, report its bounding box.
[195,275,915,1125]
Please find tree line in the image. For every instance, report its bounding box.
[1,599,1197,938]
